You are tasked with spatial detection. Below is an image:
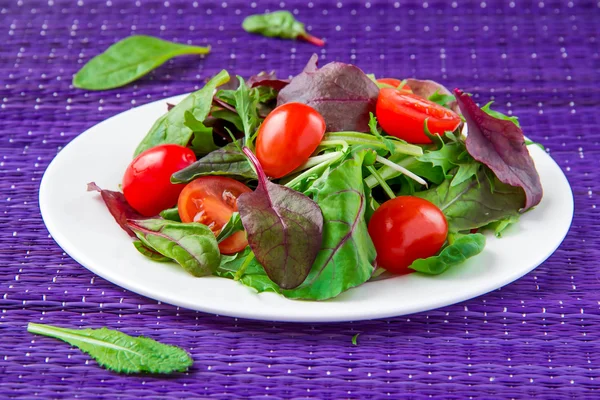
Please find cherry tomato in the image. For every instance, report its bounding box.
[123,144,196,217]
[368,196,448,274]
[178,176,252,254]
[376,78,413,94]
[376,88,461,144]
[255,102,326,178]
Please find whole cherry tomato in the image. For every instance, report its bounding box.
[178,176,252,254]
[123,144,196,216]
[368,196,448,274]
[376,78,413,94]
[376,88,461,144]
[255,102,326,178]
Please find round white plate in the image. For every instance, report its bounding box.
[39,94,574,322]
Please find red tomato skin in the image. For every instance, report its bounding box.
[178,176,252,254]
[376,78,413,93]
[255,102,326,178]
[376,88,461,144]
[368,196,448,274]
[123,144,196,217]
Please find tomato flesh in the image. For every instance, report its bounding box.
[256,102,326,178]
[178,176,252,254]
[368,196,448,274]
[122,144,196,216]
[377,78,413,94]
[376,88,461,144]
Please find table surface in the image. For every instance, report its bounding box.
[1,0,599,398]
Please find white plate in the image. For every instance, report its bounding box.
[39,94,574,322]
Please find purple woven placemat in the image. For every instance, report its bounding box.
[1,0,599,398]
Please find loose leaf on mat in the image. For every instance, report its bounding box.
[133,240,172,262]
[416,171,525,232]
[455,89,543,211]
[352,333,360,346]
[27,323,192,374]
[283,150,377,300]
[73,35,210,90]
[87,182,145,237]
[409,233,486,275]
[242,11,324,47]
[216,212,243,243]
[171,141,256,183]
[237,147,324,290]
[277,54,380,132]
[134,70,230,156]
[247,71,290,91]
[127,219,221,277]
[215,248,281,294]
[159,206,181,222]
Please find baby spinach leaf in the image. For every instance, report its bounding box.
[481,101,521,127]
[455,89,542,211]
[409,233,486,275]
[277,55,380,132]
[27,323,192,374]
[159,206,181,222]
[171,141,256,183]
[283,150,376,300]
[135,70,230,156]
[215,248,281,294]
[87,182,146,237]
[73,35,210,91]
[133,240,172,262]
[242,11,324,47]
[416,171,525,232]
[127,219,220,277]
[237,147,324,290]
[184,111,219,156]
[216,212,243,243]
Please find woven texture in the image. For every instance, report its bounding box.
[1,0,599,398]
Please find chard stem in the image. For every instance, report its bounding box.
[367,166,396,199]
[375,155,428,187]
[234,252,255,281]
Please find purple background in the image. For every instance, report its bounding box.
[1,0,599,398]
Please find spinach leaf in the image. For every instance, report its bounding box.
[127,219,220,277]
[159,206,181,222]
[283,150,376,300]
[455,89,542,211]
[237,147,324,290]
[428,90,456,108]
[483,215,519,237]
[171,141,256,183]
[215,248,280,294]
[481,101,521,127]
[73,35,210,91]
[409,233,486,274]
[184,111,218,155]
[87,182,146,237]
[27,323,192,374]
[134,70,230,156]
[133,240,172,262]
[416,171,525,232]
[242,11,324,47]
[216,212,243,243]
[451,162,480,187]
[277,55,380,132]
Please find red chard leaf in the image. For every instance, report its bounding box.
[406,78,459,113]
[237,147,324,290]
[455,89,543,211]
[247,71,290,91]
[277,55,379,132]
[87,182,147,237]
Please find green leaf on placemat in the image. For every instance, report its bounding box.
[27,323,193,374]
[352,333,360,346]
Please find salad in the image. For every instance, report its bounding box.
[89,54,543,301]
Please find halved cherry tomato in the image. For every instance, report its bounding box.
[368,196,448,274]
[178,176,252,254]
[376,78,413,94]
[123,144,196,216]
[255,102,326,178]
[376,88,461,144]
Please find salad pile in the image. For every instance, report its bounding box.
[90,54,543,301]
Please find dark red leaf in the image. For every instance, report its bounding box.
[237,147,324,289]
[277,54,379,132]
[87,182,147,237]
[455,90,543,211]
[406,78,459,113]
[247,71,290,91]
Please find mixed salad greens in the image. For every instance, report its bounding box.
[90,54,543,301]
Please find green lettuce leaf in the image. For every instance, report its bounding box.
[409,233,486,275]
